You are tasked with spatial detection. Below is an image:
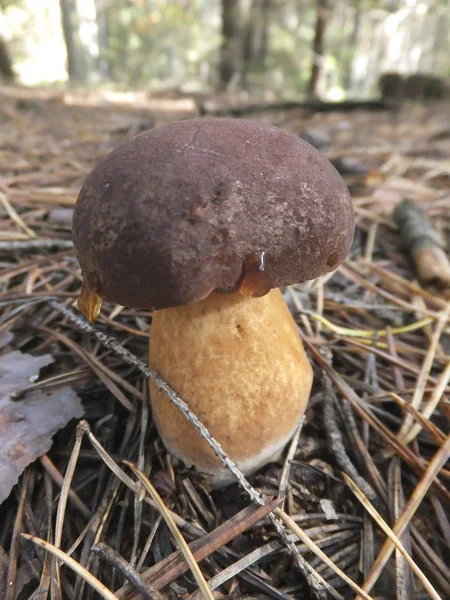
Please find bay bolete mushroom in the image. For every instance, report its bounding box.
[72,118,354,486]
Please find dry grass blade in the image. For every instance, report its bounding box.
[389,393,446,445]
[39,454,91,519]
[305,311,432,338]
[395,305,450,443]
[83,422,202,536]
[117,498,283,599]
[54,423,85,546]
[5,472,29,600]
[401,360,450,446]
[343,473,441,600]
[278,417,304,505]
[21,534,119,600]
[273,508,375,600]
[189,541,280,599]
[123,461,214,600]
[0,190,36,238]
[356,434,450,597]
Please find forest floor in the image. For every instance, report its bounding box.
[0,86,449,600]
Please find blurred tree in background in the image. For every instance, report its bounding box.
[0,0,448,98]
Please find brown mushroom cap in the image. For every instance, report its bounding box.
[72,118,354,309]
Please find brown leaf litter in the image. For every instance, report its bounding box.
[0,86,449,600]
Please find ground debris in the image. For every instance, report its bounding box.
[0,350,83,503]
[0,87,449,600]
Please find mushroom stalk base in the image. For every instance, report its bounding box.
[149,288,313,486]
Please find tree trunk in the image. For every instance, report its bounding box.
[218,0,241,89]
[95,2,110,79]
[59,0,86,82]
[344,0,362,92]
[242,0,270,87]
[307,0,329,98]
[0,38,14,81]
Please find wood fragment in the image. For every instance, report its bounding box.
[393,198,450,291]
[116,498,283,599]
[91,543,165,600]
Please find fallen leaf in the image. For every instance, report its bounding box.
[0,350,84,504]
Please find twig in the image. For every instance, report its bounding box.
[0,239,73,250]
[91,543,165,600]
[123,461,214,600]
[322,373,379,505]
[116,498,283,599]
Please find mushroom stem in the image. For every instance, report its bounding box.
[149,288,313,486]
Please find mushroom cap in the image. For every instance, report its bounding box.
[72,118,354,309]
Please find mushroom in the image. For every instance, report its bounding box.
[72,118,354,486]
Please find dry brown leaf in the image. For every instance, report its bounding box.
[0,350,83,504]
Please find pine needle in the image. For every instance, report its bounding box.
[273,507,375,600]
[343,473,442,600]
[305,311,432,338]
[123,461,214,600]
[21,534,118,600]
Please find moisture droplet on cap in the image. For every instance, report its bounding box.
[237,251,272,298]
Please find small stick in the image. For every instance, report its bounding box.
[91,543,165,600]
[116,498,283,599]
[322,374,379,505]
[0,239,73,251]
[393,198,450,290]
